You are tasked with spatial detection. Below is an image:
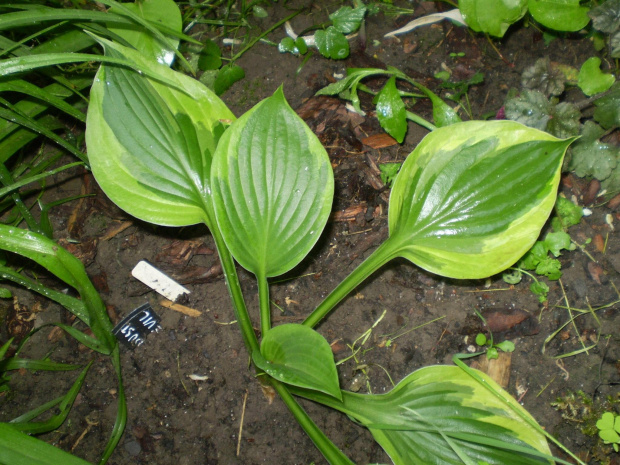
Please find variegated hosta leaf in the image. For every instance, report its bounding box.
[85,37,234,227]
[211,87,334,278]
[387,120,573,279]
[108,0,182,67]
[344,365,553,465]
[290,365,553,465]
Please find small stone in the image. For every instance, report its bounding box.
[124,440,141,456]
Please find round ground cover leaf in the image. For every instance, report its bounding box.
[315,26,349,59]
[504,89,552,130]
[528,0,590,31]
[108,0,182,66]
[594,82,620,129]
[253,324,342,401]
[459,0,527,37]
[86,37,234,227]
[211,87,334,278]
[387,120,573,279]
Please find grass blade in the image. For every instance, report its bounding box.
[0,422,91,465]
[8,362,91,435]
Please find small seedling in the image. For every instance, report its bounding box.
[597,412,620,452]
[473,310,515,359]
[378,162,401,187]
[475,332,515,360]
[503,197,583,303]
[279,3,367,60]
[436,71,484,118]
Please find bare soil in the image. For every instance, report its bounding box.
[1,2,619,465]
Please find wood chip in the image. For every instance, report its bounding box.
[102,221,133,241]
[361,133,398,149]
[608,192,620,210]
[331,203,367,222]
[159,299,202,317]
[593,234,605,253]
[583,178,600,205]
[587,262,605,284]
[470,351,512,388]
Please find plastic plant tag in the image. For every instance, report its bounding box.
[132,260,190,302]
[113,303,161,348]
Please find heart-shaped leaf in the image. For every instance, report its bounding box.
[211,87,333,278]
[86,37,234,227]
[253,324,342,401]
[214,64,245,95]
[597,412,616,431]
[108,0,182,66]
[578,57,616,96]
[386,120,573,279]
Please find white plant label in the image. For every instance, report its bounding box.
[131,260,190,302]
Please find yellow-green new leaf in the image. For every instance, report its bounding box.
[387,120,573,279]
[86,37,234,227]
[211,88,334,278]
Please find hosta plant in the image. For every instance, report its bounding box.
[80,35,583,464]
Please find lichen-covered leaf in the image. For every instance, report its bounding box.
[589,0,620,33]
[521,58,565,97]
[567,121,618,180]
[547,102,581,138]
[594,82,620,129]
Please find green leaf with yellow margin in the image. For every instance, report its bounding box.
[289,365,554,464]
[108,0,182,67]
[85,37,234,227]
[386,120,574,279]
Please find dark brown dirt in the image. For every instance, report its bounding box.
[1,2,619,465]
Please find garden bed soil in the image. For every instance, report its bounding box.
[1,2,619,465]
